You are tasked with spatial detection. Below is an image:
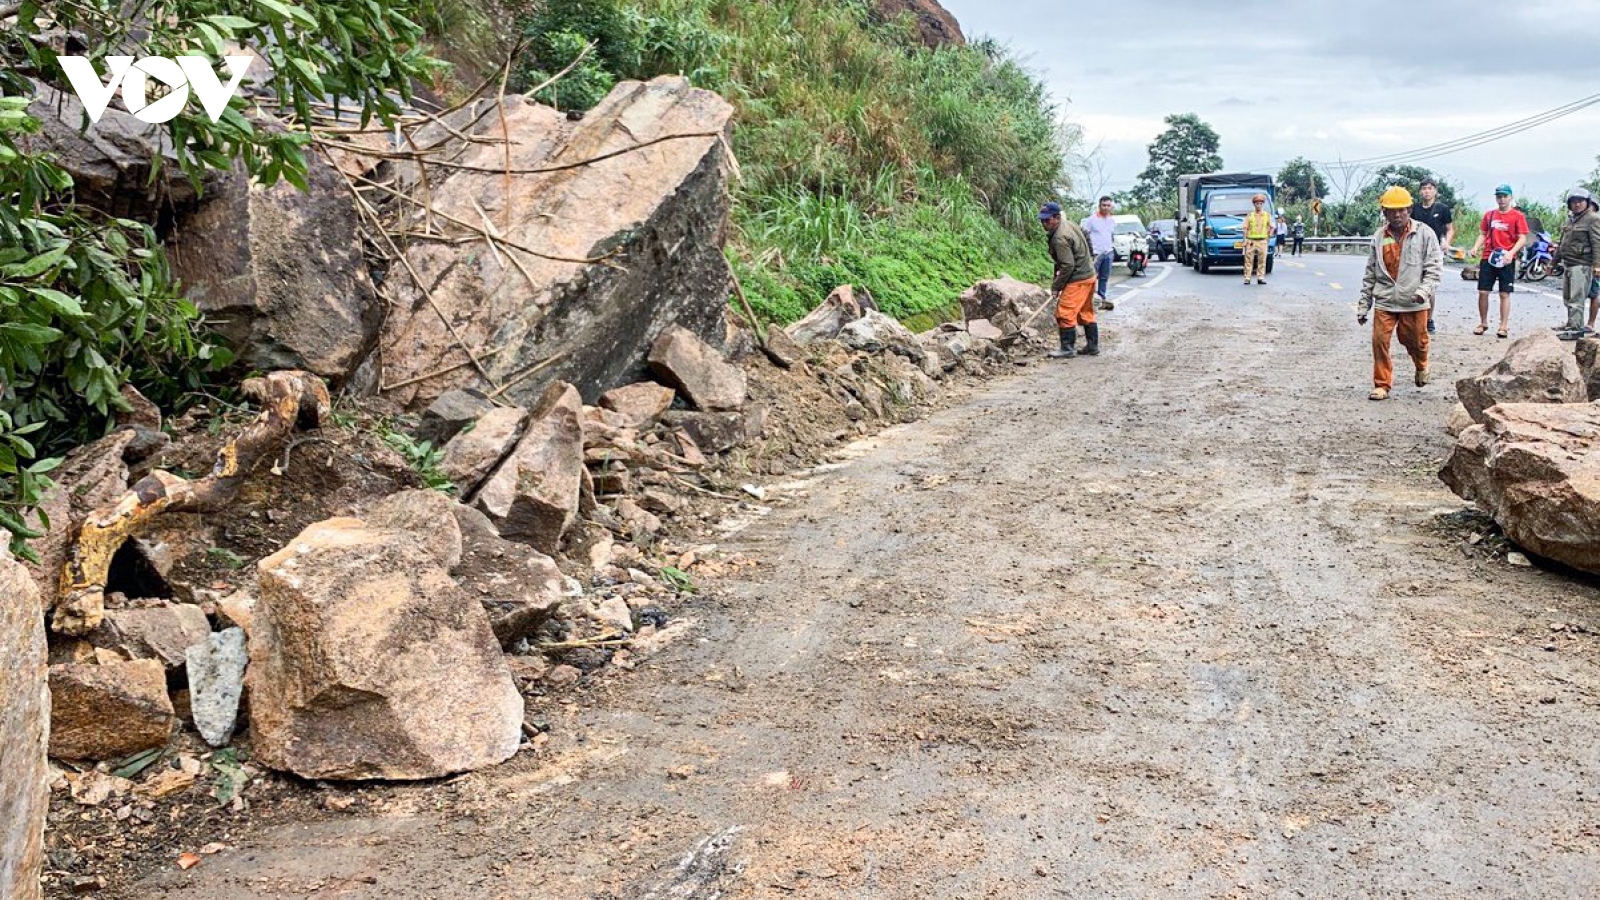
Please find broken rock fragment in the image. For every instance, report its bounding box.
[48,660,175,761]
[648,326,747,412]
[474,382,586,555]
[186,628,249,748]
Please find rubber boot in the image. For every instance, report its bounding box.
[1046,327,1077,359]
[1080,323,1101,356]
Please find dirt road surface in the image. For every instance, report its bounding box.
[130,254,1600,899]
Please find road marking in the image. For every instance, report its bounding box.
[1315,271,1326,276]
[1114,261,1178,305]
[1329,283,1343,290]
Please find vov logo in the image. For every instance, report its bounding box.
[58,56,254,125]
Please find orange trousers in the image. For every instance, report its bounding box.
[1371,309,1429,389]
[1054,277,1097,328]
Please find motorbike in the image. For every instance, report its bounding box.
[1519,231,1555,282]
[1127,231,1149,276]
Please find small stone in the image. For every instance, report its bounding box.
[186,628,249,748]
[546,665,581,686]
[1507,552,1532,567]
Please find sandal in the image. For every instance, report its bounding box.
[1497,328,1508,339]
[1473,324,1488,335]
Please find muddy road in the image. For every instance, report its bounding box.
[134,255,1600,898]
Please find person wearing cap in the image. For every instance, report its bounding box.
[1242,194,1273,284]
[1466,184,1529,338]
[1555,188,1600,340]
[1410,177,1455,334]
[1039,201,1100,358]
[1357,186,1442,401]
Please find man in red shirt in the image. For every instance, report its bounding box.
[1466,183,1529,339]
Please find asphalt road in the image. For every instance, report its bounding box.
[131,252,1600,900]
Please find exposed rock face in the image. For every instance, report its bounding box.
[874,0,965,48]
[1441,402,1600,573]
[166,152,380,382]
[48,660,174,761]
[250,518,522,780]
[787,285,865,346]
[1575,337,1600,401]
[474,382,586,554]
[0,549,48,900]
[1456,332,1585,424]
[378,77,736,407]
[648,326,746,411]
[26,83,211,220]
[599,382,677,428]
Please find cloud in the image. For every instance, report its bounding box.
[940,0,1600,200]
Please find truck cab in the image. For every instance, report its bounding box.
[1177,173,1276,274]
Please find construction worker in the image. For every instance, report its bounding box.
[1242,194,1273,284]
[1556,187,1600,341]
[1039,201,1099,358]
[1357,186,1442,400]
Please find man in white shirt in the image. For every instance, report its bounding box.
[1081,195,1118,308]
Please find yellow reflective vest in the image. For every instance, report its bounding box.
[1244,211,1273,240]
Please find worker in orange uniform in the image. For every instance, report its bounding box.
[1039,201,1099,358]
[1242,194,1274,284]
[1357,186,1443,400]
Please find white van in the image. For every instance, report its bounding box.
[1110,214,1146,261]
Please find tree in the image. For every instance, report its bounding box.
[1584,155,1600,195]
[1352,164,1461,209]
[1275,157,1326,206]
[1129,113,1222,207]
[0,1,440,555]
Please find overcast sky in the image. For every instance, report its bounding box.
[938,0,1600,209]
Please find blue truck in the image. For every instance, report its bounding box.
[1176,173,1276,274]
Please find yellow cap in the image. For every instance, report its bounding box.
[1378,186,1413,209]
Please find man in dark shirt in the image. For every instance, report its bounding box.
[1411,177,1454,334]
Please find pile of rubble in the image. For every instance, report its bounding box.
[1442,332,1600,573]
[4,68,1057,894]
[5,270,1049,824]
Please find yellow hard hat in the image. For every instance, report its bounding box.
[1378,186,1414,209]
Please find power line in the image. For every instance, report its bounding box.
[1314,92,1600,169]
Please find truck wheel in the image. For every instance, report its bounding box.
[1198,254,1210,274]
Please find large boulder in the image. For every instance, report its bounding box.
[25,83,211,219]
[873,0,965,48]
[473,382,586,554]
[165,151,380,383]
[378,77,735,408]
[250,518,522,780]
[1456,332,1585,424]
[0,550,48,900]
[1440,402,1600,573]
[648,326,746,412]
[48,660,175,761]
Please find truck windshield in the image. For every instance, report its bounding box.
[1208,194,1266,217]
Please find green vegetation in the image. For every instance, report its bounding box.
[1128,113,1222,208]
[506,0,1073,323]
[0,0,440,556]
